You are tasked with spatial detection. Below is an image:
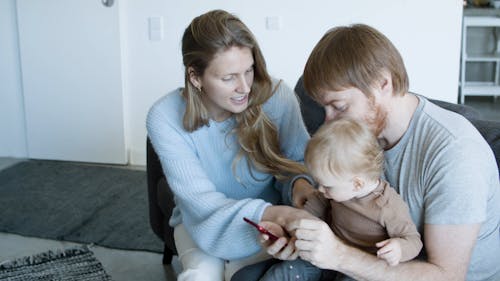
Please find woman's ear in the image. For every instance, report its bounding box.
[352,176,365,191]
[188,67,202,90]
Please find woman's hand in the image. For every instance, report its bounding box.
[287,218,345,270]
[259,206,320,261]
[262,205,318,231]
[259,221,299,261]
[292,178,317,208]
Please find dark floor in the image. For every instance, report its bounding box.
[0,158,177,281]
[464,96,500,121]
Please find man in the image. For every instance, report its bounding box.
[266,24,499,281]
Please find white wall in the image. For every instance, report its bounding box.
[122,1,463,165]
[1,0,463,165]
[0,0,27,158]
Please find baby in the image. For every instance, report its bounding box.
[243,118,423,281]
[302,118,422,266]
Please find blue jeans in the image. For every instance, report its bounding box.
[260,259,322,281]
[231,258,346,281]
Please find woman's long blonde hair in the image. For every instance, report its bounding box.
[181,10,306,180]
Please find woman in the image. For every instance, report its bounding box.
[146,9,315,281]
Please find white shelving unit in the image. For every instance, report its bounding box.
[460,16,500,104]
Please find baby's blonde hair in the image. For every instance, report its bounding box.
[305,118,383,182]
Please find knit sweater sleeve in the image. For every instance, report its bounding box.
[146,91,271,260]
[380,185,423,262]
[265,80,311,205]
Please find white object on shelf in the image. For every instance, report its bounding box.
[459,16,500,104]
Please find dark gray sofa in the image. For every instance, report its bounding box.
[147,76,500,265]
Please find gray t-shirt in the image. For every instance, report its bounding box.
[384,95,500,281]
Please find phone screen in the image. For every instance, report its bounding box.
[243,217,279,241]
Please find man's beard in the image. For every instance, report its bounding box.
[365,97,387,137]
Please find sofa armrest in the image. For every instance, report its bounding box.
[146,137,166,241]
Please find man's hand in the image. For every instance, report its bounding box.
[376,238,402,266]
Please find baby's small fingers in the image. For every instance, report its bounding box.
[377,247,391,257]
[276,241,296,260]
[288,249,299,260]
[375,239,390,248]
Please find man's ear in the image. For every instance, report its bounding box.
[352,176,365,191]
[188,67,202,90]
[379,70,392,95]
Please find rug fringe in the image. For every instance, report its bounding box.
[0,245,91,270]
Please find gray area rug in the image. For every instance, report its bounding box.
[0,245,111,281]
[0,160,163,253]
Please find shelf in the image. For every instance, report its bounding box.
[460,15,500,104]
[464,16,500,27]
[464,7,500,18]
[462,83,500,96]
[466,52,500,61]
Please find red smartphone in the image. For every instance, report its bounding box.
[243,217,279,241]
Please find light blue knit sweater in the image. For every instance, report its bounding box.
[146,80,310,260]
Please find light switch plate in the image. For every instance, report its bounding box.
[266,16,282,30]
[149,16,163,41]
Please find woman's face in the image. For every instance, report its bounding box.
[191,46,255,121]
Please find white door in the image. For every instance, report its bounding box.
[16,0,127,164]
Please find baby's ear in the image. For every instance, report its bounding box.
[352,176,365,191]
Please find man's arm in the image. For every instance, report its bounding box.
[293,220,480,281]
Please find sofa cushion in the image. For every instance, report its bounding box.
[469,118,500,171]
[427,98,480,121]
[294,76,324,135]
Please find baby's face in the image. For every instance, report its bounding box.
[316,173,358,202]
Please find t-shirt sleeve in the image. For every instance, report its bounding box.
[423,137,490,225]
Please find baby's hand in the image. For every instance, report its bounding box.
[376,238,402,266]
